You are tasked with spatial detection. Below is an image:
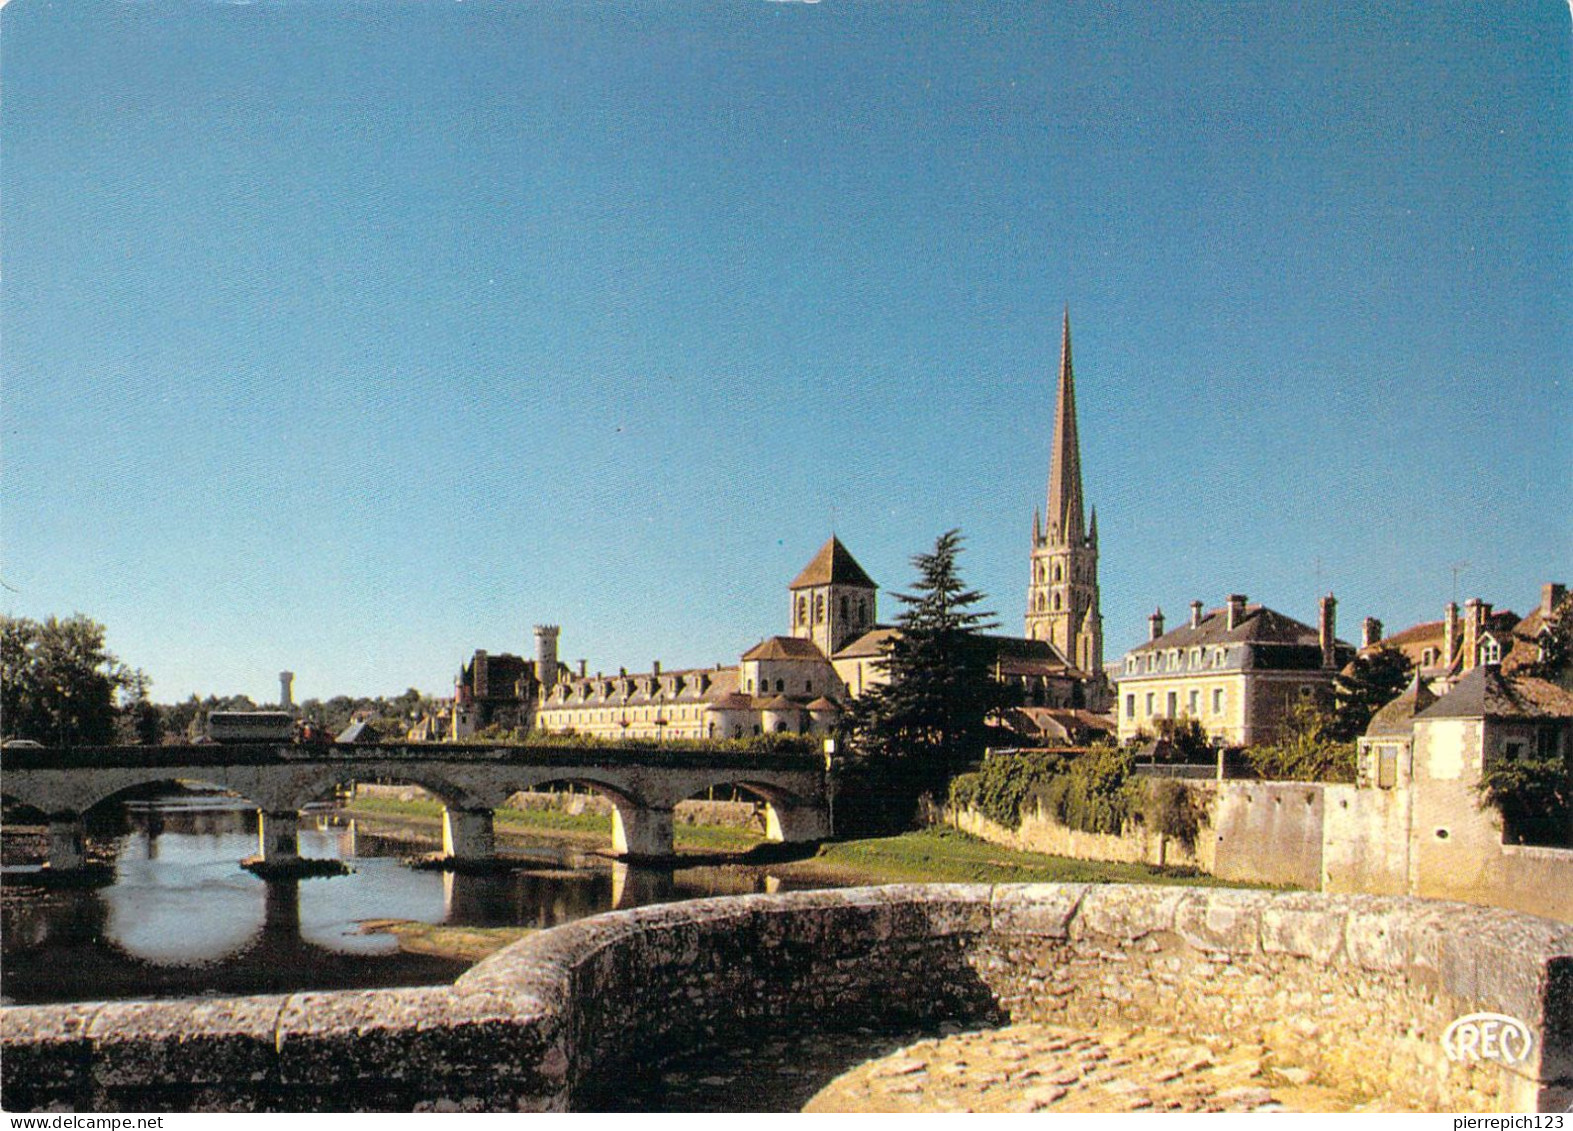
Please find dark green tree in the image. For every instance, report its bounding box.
[115,669,164,746]
[1,614,132,746]
[1329,646,1414,741]
[844,530,1013,828]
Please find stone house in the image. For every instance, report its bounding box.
[1113,593,1354,747]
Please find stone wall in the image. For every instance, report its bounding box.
[4,885,1569,1113]
[1211,782,1326,889]
[354,784,761,829]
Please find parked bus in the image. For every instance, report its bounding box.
[206,711,296,744]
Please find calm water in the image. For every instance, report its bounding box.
[0,792,814,1005]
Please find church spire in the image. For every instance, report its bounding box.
[1045,308,1085,547]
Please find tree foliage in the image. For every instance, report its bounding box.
[842,530,1013,829]
[1151,716,1214,763]
[1477,744,1572,847]
[1,614,136,746]
[1330,646,1414,741]
[1244,702,1356,783]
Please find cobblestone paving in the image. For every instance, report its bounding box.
[804,1022,1399,1113]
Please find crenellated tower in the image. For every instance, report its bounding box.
[1025,310,1103,678]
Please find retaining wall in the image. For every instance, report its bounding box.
[3,885,1569,1112]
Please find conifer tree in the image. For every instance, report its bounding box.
[846,530,1013,818]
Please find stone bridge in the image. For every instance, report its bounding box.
[0,743,831,869]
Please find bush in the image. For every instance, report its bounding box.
[1142,779,1205,850]
[1244,703,1355,783]
[1477,748,1572,847]
[948,749,1068,830]
[1039,744,1143,835]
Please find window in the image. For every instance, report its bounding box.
[796,596,807,625]
[858,599,868,624]
[1212,648,1226,668]
[1212,688,1223,714]
[1125,694,1135,719]
[815,594,825,623]
[1479,635,1501,665]
[840,596,849,621]
[775,679,784,693]
[1167,650,1180,671]
[1145,692,1155,716]
[1054,563,1063,582]
[1299,685,1314,699]
[1189,648,1202,668]
[1378,747,1398,789]
[1188,690,1199,716]
[1166,691,1177,717]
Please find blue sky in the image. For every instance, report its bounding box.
[3,0,1569,704]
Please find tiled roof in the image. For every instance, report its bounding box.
[741,636,828,662]
[1415,666,1573,721]
[1364,676,1438,738]
[759,695,802,711]
[833,627,897,659]
[805,696,842,711]
[789,537,878,591]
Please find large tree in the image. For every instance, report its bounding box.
[1,614,134,746]
[1330,646,1414,741]
[845,530,1013,824]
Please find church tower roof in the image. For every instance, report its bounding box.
[789,536,878,591]
[1045,309,1086,548]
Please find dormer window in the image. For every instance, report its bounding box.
[1479,635,1501,665]
[1211,648,1226,668]
[1189,647,1202,668]
[1421,647,1438,667]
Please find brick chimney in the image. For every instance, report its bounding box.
[1319,594,1337,670]
[652,660,661,677]
[1226,594,1247,632]
[1544,583,1568,617]
[577,659,588,678]
[1190,600,1204,629]
[1361,617,1383,650]
[1149,608,1166,641]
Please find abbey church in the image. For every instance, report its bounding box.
[431,314,1111,742]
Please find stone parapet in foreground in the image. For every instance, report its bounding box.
[3,885,1569,1112]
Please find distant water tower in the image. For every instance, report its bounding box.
[279,671,295,709]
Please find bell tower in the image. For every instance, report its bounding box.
[1025,310,1103,678]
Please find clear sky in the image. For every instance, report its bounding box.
[2,0,1569,705]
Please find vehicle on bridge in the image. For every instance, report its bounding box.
[205,711,296,744]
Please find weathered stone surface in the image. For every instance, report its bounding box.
[3,884,1570,1113]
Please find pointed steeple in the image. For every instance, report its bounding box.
[1045,308,1085,547]
[1088,506,1098,547]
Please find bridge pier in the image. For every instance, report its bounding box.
[440,807,496,863]
[765,803,831,844]
[256,811,301,864]
[45,814,87,872]
[610,861,674,909]
[612,805,674,859]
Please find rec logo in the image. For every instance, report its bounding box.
[1441,1013,1535,1065]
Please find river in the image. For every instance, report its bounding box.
[0,789,827,1006]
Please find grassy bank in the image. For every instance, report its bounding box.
[786,826,1232,887]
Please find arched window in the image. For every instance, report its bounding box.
[815,594,825,623]
[1052,593,1061,611]
[1054,563,1063,582]
[1479,635,1501,665]
[796,596,807,625]
[840,596,849,621]
[775,678,784,693]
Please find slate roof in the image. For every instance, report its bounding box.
[740,636,829,662]
[1414,665,1573,721]
[789,537,878,591]
[1135,604,1335,653]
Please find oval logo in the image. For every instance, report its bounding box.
[1441,1013,1535,1065]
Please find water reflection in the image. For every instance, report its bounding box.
[1,792,830,1006]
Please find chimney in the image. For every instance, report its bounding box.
[1226,594,1247,632]
[278,671,295,709]
[474,651,489,697]
[1361,617,1383,650]
[1544,583,1567,617]
[1444,602,1460,667]
[1189,600,1204,629]
[1148,608,1166,641]
[1463,599,1489,671]
[652,660,661,676]
[577,659,588,679]
[1319,594,1337,670]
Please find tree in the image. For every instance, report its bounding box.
[115,668,164,746]
[1477,742,1572,847]
[1244,701,1356,783]
[1,614,133,746]
[1330,646,1414,741]
[844,530,1013,827]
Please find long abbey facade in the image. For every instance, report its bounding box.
[427,311,1112,741]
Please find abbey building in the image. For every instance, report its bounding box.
[424,311,1113,741]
